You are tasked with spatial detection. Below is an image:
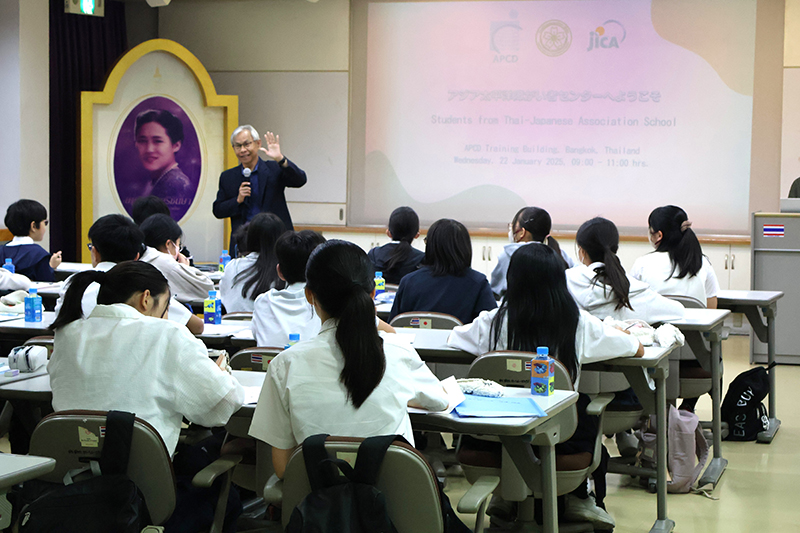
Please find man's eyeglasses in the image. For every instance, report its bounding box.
[86,243,93,251]
[233,140,255,151]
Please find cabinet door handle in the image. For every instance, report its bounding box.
[731,254,735,270]
[488,246,492,261]
[724,254,728,270]
[482,246,486,261]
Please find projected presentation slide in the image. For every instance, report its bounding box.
[354,0,756,232]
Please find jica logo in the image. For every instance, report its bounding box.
[587,20,626,51]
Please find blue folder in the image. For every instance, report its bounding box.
[454,394,547,418]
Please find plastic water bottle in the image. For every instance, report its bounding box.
[2,258,14,273]
[288,333,300,346]
[24,288,42,323]
[374,271,386,298]
[218,250,231,272]
[204,290,222,324]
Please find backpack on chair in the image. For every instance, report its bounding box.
[721,365,771,441]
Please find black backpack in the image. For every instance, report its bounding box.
[15,411,150,532]
[721,364,772,441]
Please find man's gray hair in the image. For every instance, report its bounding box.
[231,125,259,146]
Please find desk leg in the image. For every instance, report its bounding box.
[698,333,727,488]
[500,437,557,533]
[651,364,675,533]
[758,305,781,443]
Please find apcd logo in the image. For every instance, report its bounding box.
[587,20,626,51]
[536,20,572,57]
[490,10,522,63]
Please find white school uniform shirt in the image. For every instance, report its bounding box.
[53,261,192,327]
[447,307,640,388]
[629,252,720,305]
[140,246,214,301]
[0,267,31,291]
[250,282,321,347]
[219,253,263,313]
[249,318,449,449]
[566,262,685,324]
[491,241,575,295]
[49,303,244,456]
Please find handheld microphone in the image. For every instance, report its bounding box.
[242,168,251,205]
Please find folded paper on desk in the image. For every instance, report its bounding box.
[244,386,261,405]
[407,376,465,415]
[454,394,546,418]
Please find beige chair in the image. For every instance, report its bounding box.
[385,283,400,293]
[389,311,463,330]
[23,335,54,358]
[229,346,283,372]
[664,295,715,401]
[222,312,253,321]
[458,352,612,532]
[27,410,241,532]
[266,435,495,533]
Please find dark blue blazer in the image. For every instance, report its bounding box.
[212,157,307,250]
[388,266,497,325]
[0,243,54,282]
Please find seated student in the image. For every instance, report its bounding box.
[0,199,62,281]
[251,229,326,346]
[53,214,204,334]
[448,244,642,529]
[567,217,685,324]
[0,266,31,292]
[491,206,574,296]
[132,195,193,262]
[49,261,244,532]
[248,240,448,478]
[220,212,285,313]
[368,206,425,284]
[389,218,496,325]
[140,214,214,301]
[630,205,721,412]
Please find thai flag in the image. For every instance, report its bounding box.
[763,224,784,237]
[99,426,106,437]
[525,361,532,371]
[251,355,263,364]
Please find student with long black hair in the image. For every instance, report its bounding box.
[140,213,214,300]
[219,212,286,312]
[448,244,642,530]
[568,217,685,323]
[248,240,448,478]
[631,205,720,308]
[368,206,425,284]
[389,218,496,324]
[490,206,574,296]
[49,261,244,532]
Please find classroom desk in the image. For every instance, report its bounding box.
[717,289,783,443]
[54,262,92,281]
[667,308,730,490]
[0,454,56,492]
[0,313,56,345]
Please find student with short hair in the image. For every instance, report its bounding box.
[49,260,244,532]
[140,214,214,300]
[0,199,62,281]
[491,206,573,296]
[388,218,496,324]
[448,244,642,529]
[367,206,424,284]
[219,212,286,313]
[250,229,326,346]
[53,214,204,334]
[131,195,171,226]
[249,240,448,478]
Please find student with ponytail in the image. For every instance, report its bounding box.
[448,244,642,530]
[249,240,448,478]
[631,205,720,308]
[220,212,286,312]
[368,206,425,284]
[491,206,575,296]
[568,217,685,323]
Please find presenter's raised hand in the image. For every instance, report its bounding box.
[237,181,251,204]
[259,132,284,163]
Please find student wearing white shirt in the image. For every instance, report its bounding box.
[140,214,214,301]
[251,229,326,346]
[490,206,574,296]
[630,205,721,413]
[448,244,642,530]
[220,212,286,313]
[53,214,203,334]
[0,266,30,291]
[630,205,720,309]
[49,261,244,532]
[249,240,448,479]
